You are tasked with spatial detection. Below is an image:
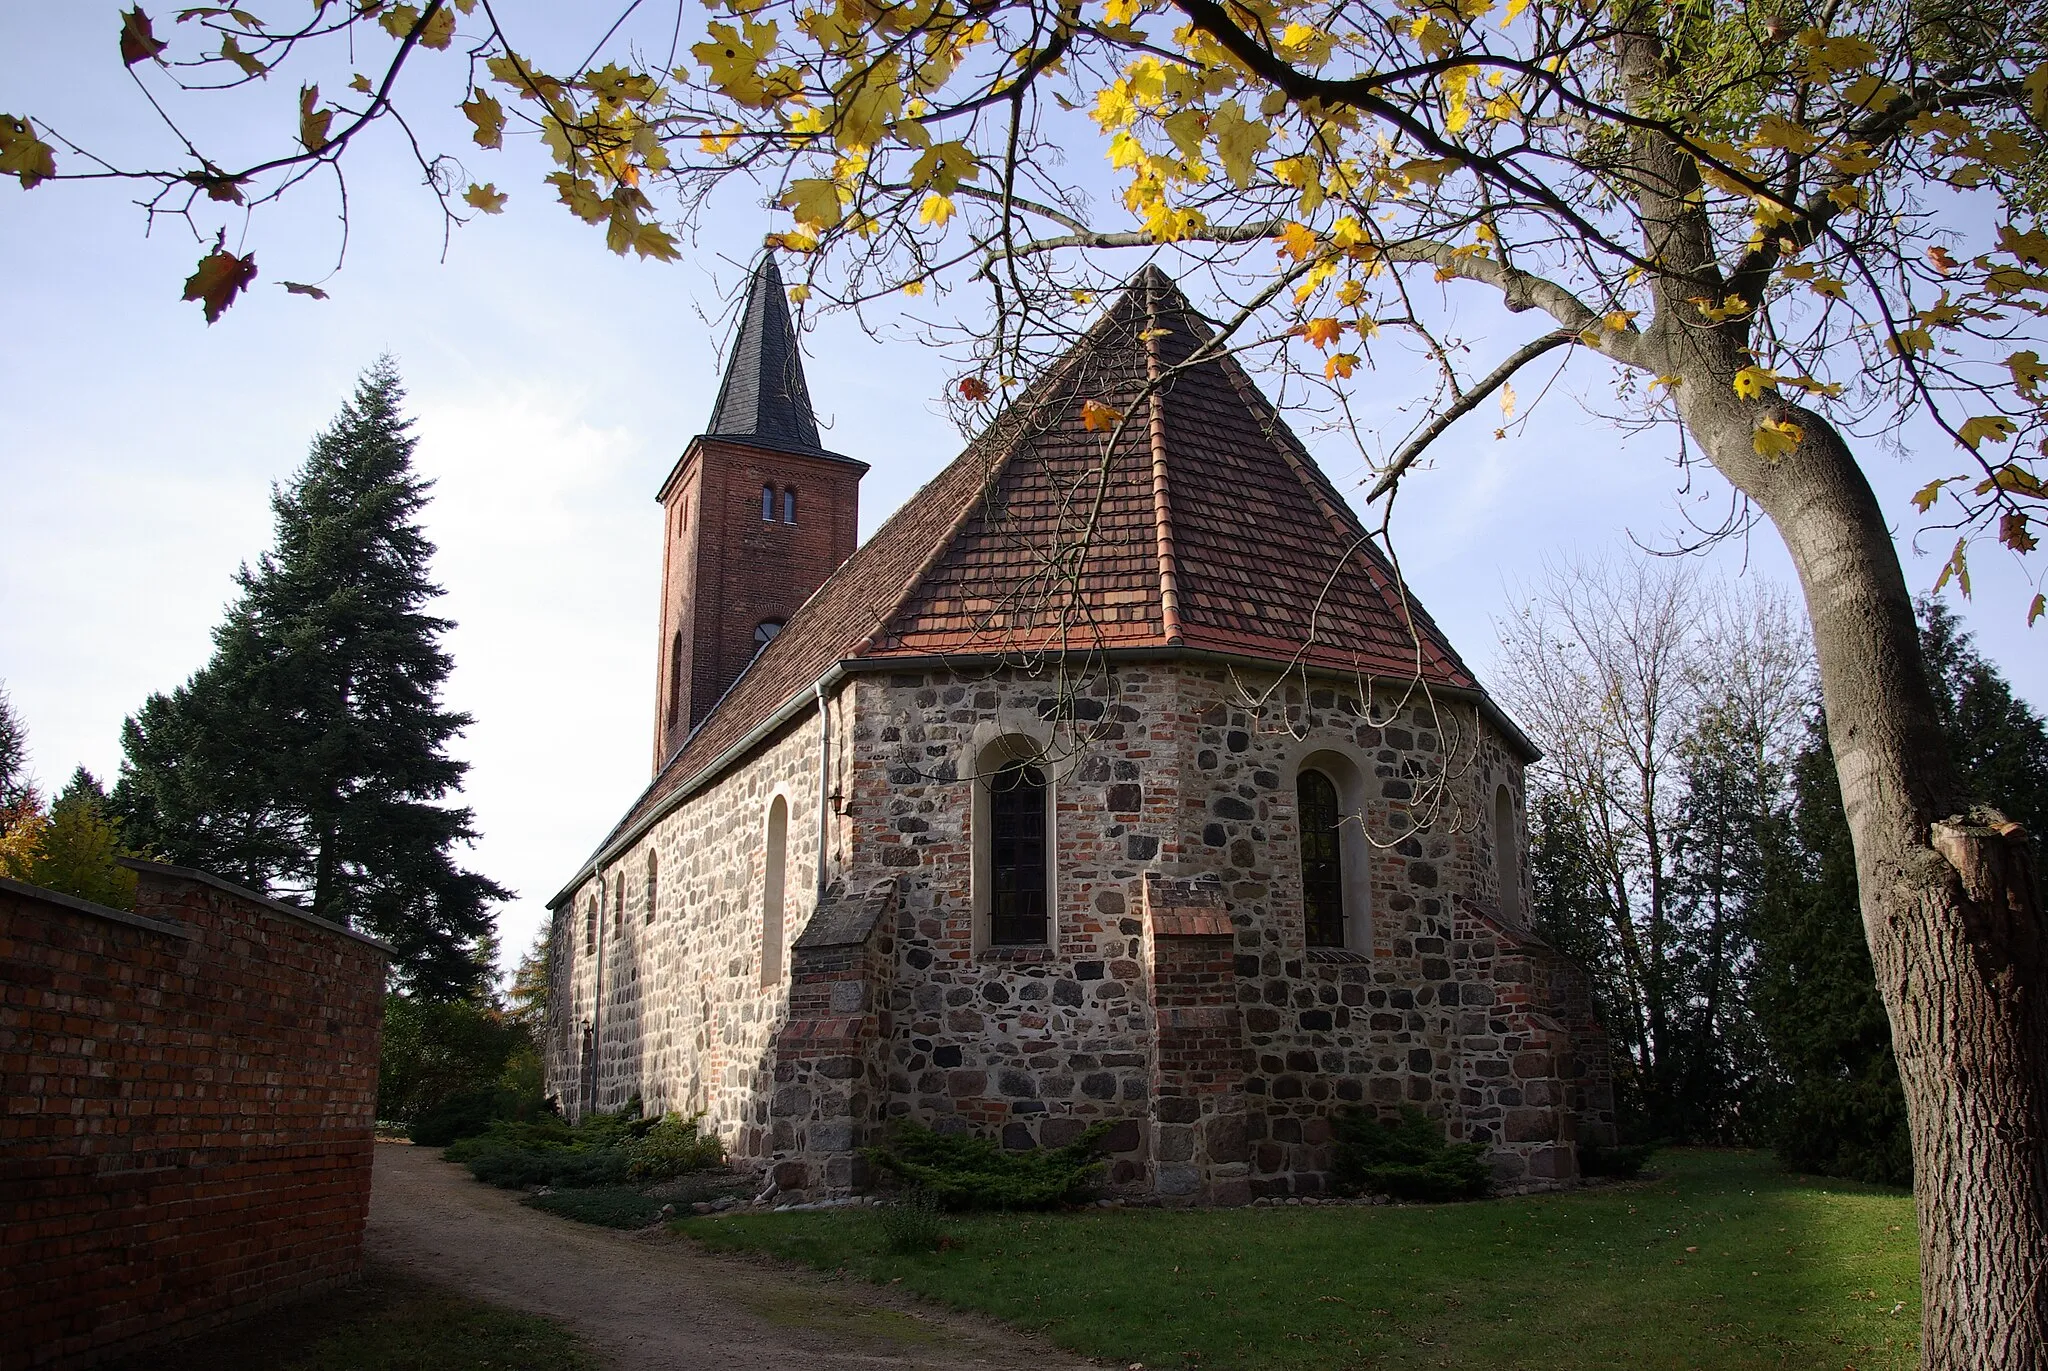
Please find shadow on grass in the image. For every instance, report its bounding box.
[103,1259,600,1371]
[680,1149,1919,1371]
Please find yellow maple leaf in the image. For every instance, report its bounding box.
[1325,352,1359,380]
[0,114,56,187]
[418,4,457,49]
[1690,294,1753,323]
[379,4,421,41]
[461,88,504,150]
[1888,326,1935,357]
[2007,350,2047,399]
[298,85,333,154]
[918,193,955,226]
[787,284,810,304]
[1210,100,1269,189]
[1753,417,1805,460]
[1499,382,1516,419]
[783,178,845,231]
[1958,415,2017,449]
[1794,29,1879,81]
[1276,221,1319,262]
[1079,399,1124,431]
[1749,114,1820,155]
[1809,277,1849,301]
[1301,317,1344,350]
[909,140,978,193]
[463,182,507,213]
[1732,366,1779,400]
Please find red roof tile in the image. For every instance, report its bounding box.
[576,269,1483,875]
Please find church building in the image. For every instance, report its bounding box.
[544,260,1614,1204]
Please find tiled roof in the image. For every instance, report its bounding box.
[577,269,1484,876]
[704,255,831,456]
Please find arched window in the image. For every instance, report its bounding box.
[761,796,788,985]
[1294,750,1372,953]
[988,760,1050,945]
[782,486,798,523]
[585,895,597,954]
[645,850,659,925]
[612,873,624,937]
[667,630,685,727]
[761,483,776,521]
[754,620,783,653]
[1494,784,1520,922]
[1298,769,1345,947]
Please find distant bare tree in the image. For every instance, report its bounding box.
[1496,558,1811,1136]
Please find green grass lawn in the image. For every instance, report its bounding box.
[682,1149,1919,1371]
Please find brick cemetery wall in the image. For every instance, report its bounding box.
[1,861,388,1369]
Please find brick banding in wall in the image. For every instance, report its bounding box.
[1,861,389,1370]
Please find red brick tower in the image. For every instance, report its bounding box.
[652,256,867,768]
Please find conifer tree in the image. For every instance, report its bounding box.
[113,359,507,996]
[0,684,30,810]
[1756,600,2048,1186]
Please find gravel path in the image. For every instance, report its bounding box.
[367,1143,1097,1371]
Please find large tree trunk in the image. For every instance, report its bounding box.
[1675,381,2048,1369]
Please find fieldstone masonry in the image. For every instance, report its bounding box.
[549,663,1614,1204]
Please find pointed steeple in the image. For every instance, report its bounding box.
[704,255,827,455]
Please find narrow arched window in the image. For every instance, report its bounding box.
[783,486,798,524]
[762,796,788,985]
[761,484,776,521]
[989,760,1049,945]
[585,896,597,954]
[1494,784,1520,922]
[1299,769,1345,947]
[667,631,685,727]
[754,620,783,654]
[646,850,659,924]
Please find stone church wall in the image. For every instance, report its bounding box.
[549,698,833,1160]
[550,660,1612,1200]
[824,662,1604,1198]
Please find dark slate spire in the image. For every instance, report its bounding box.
[705,255,826,454]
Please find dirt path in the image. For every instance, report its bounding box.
[367,1143,1098,1371]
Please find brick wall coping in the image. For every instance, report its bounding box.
[0,874,194,940]
[117,857,396,955]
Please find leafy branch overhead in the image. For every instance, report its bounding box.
[6,0,2044,617]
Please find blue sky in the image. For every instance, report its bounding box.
[4,5,2040,977]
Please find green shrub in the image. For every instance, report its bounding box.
[863,1120,1112,1210]
[525,1185,667,1229]
[626,1112,724,1179]
[877,1187,948,1253]
[1578,1140,1659,1179]
[1331,1106,1492,1202]
[441,1102,656,1189]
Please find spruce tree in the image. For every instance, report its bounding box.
[113,359,507,996]
[1754,600,2048,1186]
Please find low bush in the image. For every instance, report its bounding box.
[626,1112,724,1179]
[526,1185,668,1229]
[863,1120,1112,1210]
[443,1101,722,1190]
[1331,1106,1492,1202]
[1579,1140,1659,1179]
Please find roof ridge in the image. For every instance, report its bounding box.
[1143,274,1186,647]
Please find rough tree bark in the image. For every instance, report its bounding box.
[1674,378,2048,1370]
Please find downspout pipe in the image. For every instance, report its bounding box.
[814,681,832,902]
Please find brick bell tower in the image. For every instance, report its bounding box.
[652,255,868,769]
